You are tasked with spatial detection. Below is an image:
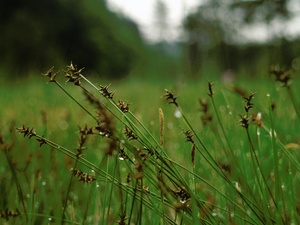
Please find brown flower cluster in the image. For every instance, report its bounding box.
[183,129,196,167]
[240,92,256,129]
[124,126,137,141]
[99,84,114,99]
[118,100,130,113]
[42,66,58,82]
[65,62,84,86]
[199,99,212,126]
[76,125,93,158]
[70,168,96,183]
[208,82,214,97]
[0,209,20,221]
[163,89,178,106]
[270,67,292,87]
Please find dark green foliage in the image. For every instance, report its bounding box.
[0,0,143,78]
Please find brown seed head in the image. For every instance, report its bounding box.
[240,114,249,129]
[270,67,292,87]
[208,82,214,97]
[182,129,194,144]
[199,98,212,126]
[163,89,178,106]
[243,92,255,113]
[173,187,191,203]
[124,126,137,141]
[99,84,114,99]
[118,100,130,113]
[65,62,84,86]
[42,66,58,82]
[17,125,36,139]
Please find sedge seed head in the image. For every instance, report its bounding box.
[163,89,178,106]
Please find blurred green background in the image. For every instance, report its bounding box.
[1,0,300,81]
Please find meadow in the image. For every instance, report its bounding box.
[0,64,299,225]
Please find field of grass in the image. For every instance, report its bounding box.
[1,65,300,225]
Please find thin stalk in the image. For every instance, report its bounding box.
[267,94,282,223]
[82,183,94,225]
[127,180,138,225]
[101,157,110,225]
[53,81,98,122]
[165,157,269,225]
[124,185,178,225]
[4,148,28,222]
[28,175,36,225]
[261,124,300,172]
[287,161,296,223]
[177,106,227,181]
[286,86,300,120]
[176,105,271,223]
[105,156,118,225]
[210,92,250,179]
[82,154,108,225]
[138,179,143,225]
[61,159,78,225]
[209,93,235,156]
[246,128,277,216]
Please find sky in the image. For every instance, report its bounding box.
[107,0,201,42]
[107,0,300,43]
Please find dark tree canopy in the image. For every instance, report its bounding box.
[0,0,144,78]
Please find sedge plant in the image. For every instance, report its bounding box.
[1,62,299,224]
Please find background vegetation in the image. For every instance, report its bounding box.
[1,0,300,80]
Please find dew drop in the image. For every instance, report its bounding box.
[167,122,173,129]
[174,109,182,118]
[59,121,69,130]
[257,129,260,136]
[180,199,186,204]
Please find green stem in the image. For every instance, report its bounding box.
[286,86,300,120]
[4,148,28,222]
[61,159,78,225]
[54,81,98,122]
[267,94,282,223]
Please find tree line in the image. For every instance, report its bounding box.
[0,0,144,78]
[1,0,300,79]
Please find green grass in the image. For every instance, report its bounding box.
[0,66,300,225]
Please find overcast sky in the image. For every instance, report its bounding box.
[107,0,200,42]
[107,0,300,42]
